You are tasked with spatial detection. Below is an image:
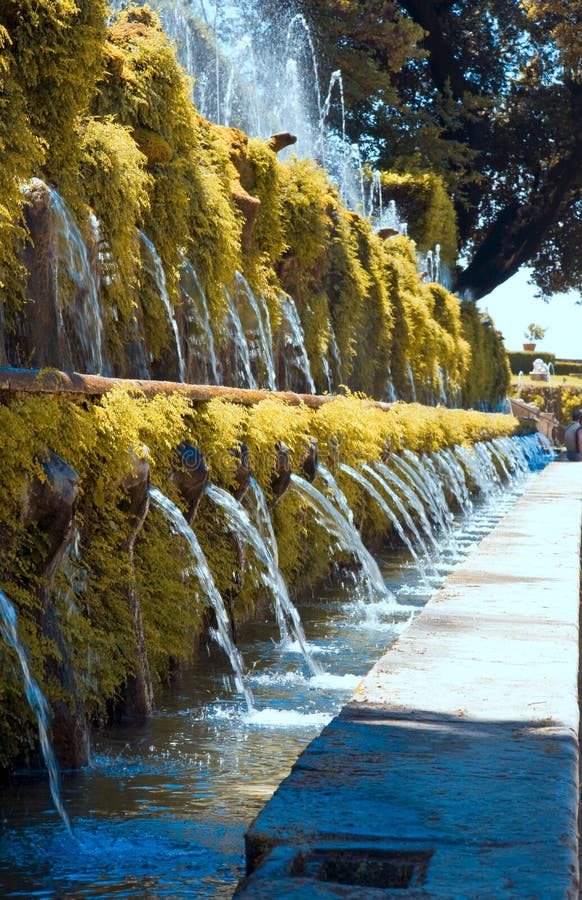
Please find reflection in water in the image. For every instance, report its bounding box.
[0,473,534,897]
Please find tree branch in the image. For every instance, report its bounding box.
[455,147,582,300]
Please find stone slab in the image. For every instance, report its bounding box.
[238,462,582,898]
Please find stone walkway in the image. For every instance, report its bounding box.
[237,462,582,898]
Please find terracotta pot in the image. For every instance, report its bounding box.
[523,342,536,351]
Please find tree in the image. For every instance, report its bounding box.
[295,0,582,301]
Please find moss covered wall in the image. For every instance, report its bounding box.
[0,3,509,410]
[0,389,521,771]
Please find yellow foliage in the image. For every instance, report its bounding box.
[0,388,522,769]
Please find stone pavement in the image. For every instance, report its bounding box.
[237,462,582,898]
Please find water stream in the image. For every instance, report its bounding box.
[139,232,187,383]
[0,589,72,836]
[149,486,253,711]
[205,483,321,676]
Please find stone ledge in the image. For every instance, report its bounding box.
[238,463,582,898]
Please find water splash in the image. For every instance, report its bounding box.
[205,483,321,675]
[148,487,253,710]
[0,589,72,834]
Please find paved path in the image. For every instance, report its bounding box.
[238,462,582,898]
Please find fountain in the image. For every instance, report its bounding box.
[0,431,550,896]
[340,463,438,580]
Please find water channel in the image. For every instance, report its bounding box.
[0,461,542,898]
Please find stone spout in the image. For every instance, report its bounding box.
[23,451,89,769]
[231,443,252,502]
[270,441,291,507]
[377,226,399,240]
[302,439,318,483]
[23,451,79,583]
[171,442,210,525]
[266,132,297,154]
[118,450,154,719]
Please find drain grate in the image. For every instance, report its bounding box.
[292,846,433,889]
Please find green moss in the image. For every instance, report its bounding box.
[0,0,107,185]
[380,170,458,268]
[461,303,511,409]
[0,390,521,770]
[0,24,44,312]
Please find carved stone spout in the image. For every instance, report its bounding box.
[23,451,89,768]
[170,442,210,525]
[23,451,79,582]
[302,439,318,483]
[118,450,154,719]
[231,443,252,502]
[377,226,399,239]
[270,441,291,507]
[266,132,297,154]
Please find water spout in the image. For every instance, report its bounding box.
[205,483,321,675]
[289,473,390,602]
[0,589,72,834]
[340,463,437,580]
[148,486,254,710]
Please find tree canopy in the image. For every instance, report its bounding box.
[293,0,582,301]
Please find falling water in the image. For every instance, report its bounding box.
[247,476,279,568]
[340,463,436,579]
[277,294,316,394]
[139,232,186,383]
[48,186,107,375]
[233,272,277,391]
[223,285,258,389]
[0,589,72,834]
[316,464,354,526]
[148,487,254,710]
[289,474,390,602]
[405,362,417,402]
[393,451,455,541]
[204,483,321,675]
[456,444,500,499]
[179,257,220,384]
[429,448,474,516]
[371,461,441,554]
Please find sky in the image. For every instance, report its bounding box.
[477,268,582,360]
